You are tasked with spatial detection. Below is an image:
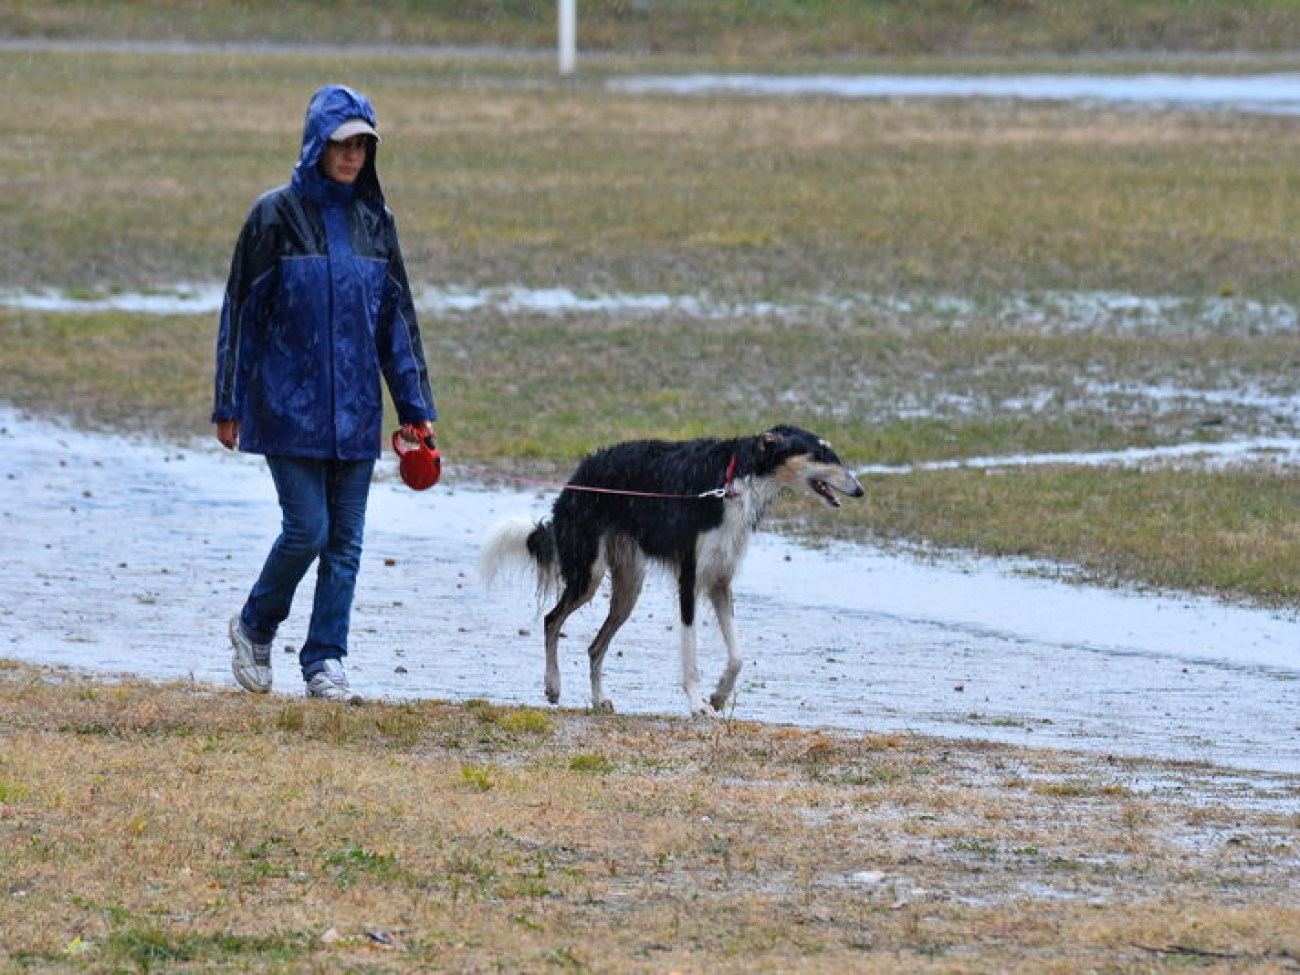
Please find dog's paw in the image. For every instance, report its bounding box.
[592,698,615,714]
[544,686,560,705]
[708,691,731,712]
[689,702,719,719]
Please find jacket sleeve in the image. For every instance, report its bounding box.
[211,197,280,424]
[376,210,438,425]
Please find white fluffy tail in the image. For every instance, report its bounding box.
[480,516,559,599]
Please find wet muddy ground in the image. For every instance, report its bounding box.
[2,405,1297,780]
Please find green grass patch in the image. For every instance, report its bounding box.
[10,49,1300,303]
[459,763,496,792]
[496,707,556,735]
[103,927,304,969]
[851,465,1300,603]
[0,308,213,437]
[569,752,617,774]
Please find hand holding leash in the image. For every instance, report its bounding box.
[393,424,441,490]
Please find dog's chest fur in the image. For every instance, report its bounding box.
[695,476,778,588]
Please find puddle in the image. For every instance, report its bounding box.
[2,285,1296,335]
[609,73,1300,116]
[2,405,1298,777]
[865,435,1300,474]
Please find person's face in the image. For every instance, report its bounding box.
[319,135,370,183]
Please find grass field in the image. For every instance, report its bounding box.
[2,11,1300,969]
[6,39,1300,602]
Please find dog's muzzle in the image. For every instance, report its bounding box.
[810,469,865,508]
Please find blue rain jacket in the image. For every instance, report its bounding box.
[212,84,436,459]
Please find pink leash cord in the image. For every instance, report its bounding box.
[447,454,739,501]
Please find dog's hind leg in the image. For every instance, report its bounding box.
[706,581,742,712]
[543,581,596,705]
[541,528,605,705]
[584,540,645,712]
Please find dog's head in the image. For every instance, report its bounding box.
[751,425,865,508]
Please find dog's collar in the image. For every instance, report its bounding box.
[700,455,741,500]
[722,454,740,499]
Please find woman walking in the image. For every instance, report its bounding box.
[212,84,437,702]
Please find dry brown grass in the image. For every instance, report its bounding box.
[1,660,1296,973]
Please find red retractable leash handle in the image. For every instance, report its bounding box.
[392,425,441,490]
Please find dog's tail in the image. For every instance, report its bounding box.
[480,516,560,599]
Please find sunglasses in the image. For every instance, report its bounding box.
[327,136,371,152]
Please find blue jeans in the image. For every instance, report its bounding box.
[240,456,375,678]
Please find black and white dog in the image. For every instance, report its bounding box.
[481,425,864,716]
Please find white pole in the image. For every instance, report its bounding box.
[558,0,576,76]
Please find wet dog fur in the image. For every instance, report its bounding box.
[480,425,864,716]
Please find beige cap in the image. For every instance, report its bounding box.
[329,118,380,143]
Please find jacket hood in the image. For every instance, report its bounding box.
[292,84,383,204]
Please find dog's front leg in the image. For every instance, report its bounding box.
[707,583,742,712]
[676,560,712,716]
[679,622,713,716]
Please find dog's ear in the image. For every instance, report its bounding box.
[756,428,791,457]
[743,429,788,474]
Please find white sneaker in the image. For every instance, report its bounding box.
[230,616,272,693]
[305,659,363,705]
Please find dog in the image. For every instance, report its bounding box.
[480,424,865,716]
